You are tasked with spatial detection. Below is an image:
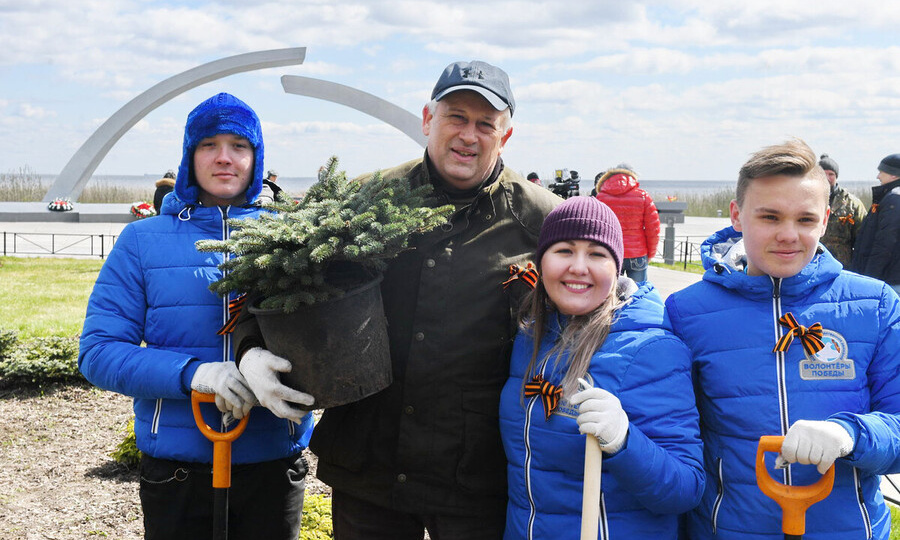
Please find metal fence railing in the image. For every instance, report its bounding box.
[653,235,708,269]
[1,232,118,259]
[2,231,710,266]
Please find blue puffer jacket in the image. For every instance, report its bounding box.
[79,93,313,464]
[79,195,313,464]
[500,282,704,539]
[665,226,900,540]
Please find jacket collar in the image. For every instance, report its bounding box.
[160,192,260,221]
[872,177,900,204]
[423,151,503,204]
[699,226,842,300]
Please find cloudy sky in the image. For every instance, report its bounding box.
[2,0,900,184]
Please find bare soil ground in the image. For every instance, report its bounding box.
[0,382,328,539]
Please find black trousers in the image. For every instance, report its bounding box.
[332,489,505,540]
[139,453,307,540]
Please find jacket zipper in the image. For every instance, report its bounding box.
[219,206,233,430]
[853,468,874,538]
[711,458,724,533]
[523,348,610,539]
[770,276,792,486]
[213,206,294,435]
[151,398,162,434]
[524,392,538,539]
[772,277,871,537]
[598,492,609,540]
[524,355,551,540]
[151,206,234,436]
[710,278,791,532]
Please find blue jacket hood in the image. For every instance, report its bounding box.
[175,92,264,206]
[698,225,843,300]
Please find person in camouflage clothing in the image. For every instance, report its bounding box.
[819,154,866,267]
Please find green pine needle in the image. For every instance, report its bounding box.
[197,156,453,311]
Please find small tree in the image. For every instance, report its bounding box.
[197,156,453,312]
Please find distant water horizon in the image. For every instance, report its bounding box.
[35,174,877,198]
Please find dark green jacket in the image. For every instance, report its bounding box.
[821,183,866,268]
[310,156,559,516]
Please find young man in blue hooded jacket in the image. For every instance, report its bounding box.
[665,139,900,539]
[79,93,314,540]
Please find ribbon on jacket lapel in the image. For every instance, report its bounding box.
[524,374,562,421]
[216,294,247,336]
[503,262,539,290]
[773,312,825,356]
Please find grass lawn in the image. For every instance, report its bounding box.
[0,257,103,339]
[650,260,705,275]
[893,504,900,539]
[1,256,900,538]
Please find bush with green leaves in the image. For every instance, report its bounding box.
[301,494,334,540]
[197,156,453,312]
[0,334,82,386]
[110,419,141,468]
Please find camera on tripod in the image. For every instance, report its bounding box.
[548,169,581,199]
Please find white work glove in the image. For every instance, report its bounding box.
[239,347,315,424]
[570,378,629,454]
[190,361,256,419]
[775,419,854,474]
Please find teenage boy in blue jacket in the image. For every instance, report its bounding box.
[665,139,900,540]
[79,93,314,540]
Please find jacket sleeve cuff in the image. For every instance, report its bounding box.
[235,338,265,366]
[232,295,265,366]
[181,358,201,394]
[827,417,859,455]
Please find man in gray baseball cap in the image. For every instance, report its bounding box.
[231,60,560,539]
[431,59,516,115]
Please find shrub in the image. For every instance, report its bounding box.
[0,329,18,359]
[80,180,154,204]
[109,419,141,468]
[301,494,333,540]
[648,188,735,218]
[0,335,83,386]
[0,166,46,201]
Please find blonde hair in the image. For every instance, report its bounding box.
[736,138,828,207]
[520,278,620,398]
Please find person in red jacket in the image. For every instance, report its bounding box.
[595,163,660,282]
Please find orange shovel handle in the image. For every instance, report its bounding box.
[191,390,250,489]
[756,435,835,536]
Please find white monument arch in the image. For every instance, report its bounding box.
[44,47,425,202]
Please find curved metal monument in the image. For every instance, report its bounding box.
[44,48,307,202]
[280,75,427,148]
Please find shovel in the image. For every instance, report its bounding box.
[191,391,251,540]
[578,378,602,540]
[756,435,835,540]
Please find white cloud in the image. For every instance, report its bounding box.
[18,103,55,119]
[3,0,900,182]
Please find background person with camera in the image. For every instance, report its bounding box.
[548,169,581,199]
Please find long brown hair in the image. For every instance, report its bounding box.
[519,276,622,398]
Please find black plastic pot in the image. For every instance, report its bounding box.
[248,274,392,409]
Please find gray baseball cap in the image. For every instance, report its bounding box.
[431,60,515,116]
